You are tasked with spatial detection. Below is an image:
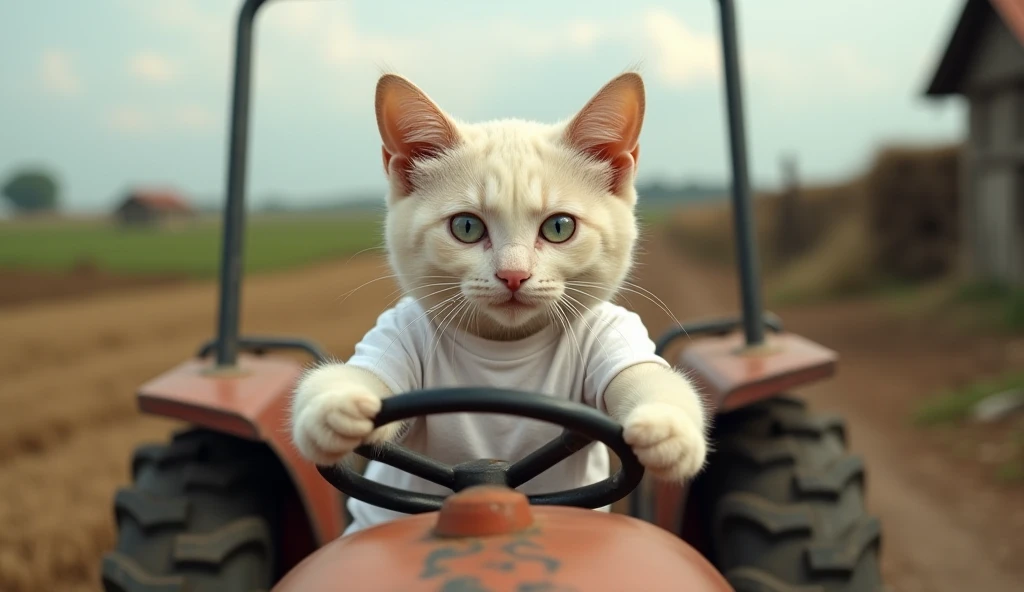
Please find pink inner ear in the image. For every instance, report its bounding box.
[565,73,646,193]
[375,75,460,195]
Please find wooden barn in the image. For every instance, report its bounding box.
[925,0,1024,285]
[114,189,195,226]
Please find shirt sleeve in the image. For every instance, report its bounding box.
[343,299,424,396]
[582,306,671,412]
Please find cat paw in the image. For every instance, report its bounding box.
[291,384,400,465]
[622,402,707,482]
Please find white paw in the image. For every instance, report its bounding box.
[622,402,707,482]
[291,384,400,465]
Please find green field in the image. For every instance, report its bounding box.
[0,212,385,277]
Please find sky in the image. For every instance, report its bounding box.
[1,0,970,212]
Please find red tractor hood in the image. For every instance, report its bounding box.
[272,486,732,592]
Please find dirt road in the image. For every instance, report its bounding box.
[0,237,1021,591]
[632,240,1024,592]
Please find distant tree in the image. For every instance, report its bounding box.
[2,168,60,213]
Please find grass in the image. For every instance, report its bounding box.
[0,212,385,277]
[952,280,1024,331]
[914,369,1024,485]
[913,369,1024,426]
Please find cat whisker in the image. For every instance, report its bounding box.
[548,302,584,367]
[339,274,457,305]
[566,280,684,332]
[558,295,605,356]
[427,297,470,362]
[342,244,388,265]
[449,301,477,361]
[383,283,462,311]
[561,293,636,359]
[372,292,462,372]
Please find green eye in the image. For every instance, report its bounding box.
[540,214,576,243]
[450,214,487,243]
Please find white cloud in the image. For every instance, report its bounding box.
[106,106,154,134]
[632,9,891,102]
[115,1,893,134]
[105,104,217,135]
[568,22,602,50]
[174,105,216,131]
[641,9,721,88]
[39,49,82,96]
[130,52,178,85]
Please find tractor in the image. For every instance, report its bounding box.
[100,1,884,591]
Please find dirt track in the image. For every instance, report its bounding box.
[1,238,1022,591]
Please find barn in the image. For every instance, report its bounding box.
[925,0,1024,285]
[114,190,195,226]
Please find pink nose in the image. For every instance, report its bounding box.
[496,270,531,292]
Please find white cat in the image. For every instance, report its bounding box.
[290,71,708,535]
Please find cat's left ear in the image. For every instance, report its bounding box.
[375,74,461,196]
[563,72,645,195]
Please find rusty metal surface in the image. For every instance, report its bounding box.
[137,354,346,544]
[271,493,733,592]
[680,331,837,412]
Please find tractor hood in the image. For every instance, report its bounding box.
[272,486,732,592]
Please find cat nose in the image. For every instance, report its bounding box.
[496,270,531,292]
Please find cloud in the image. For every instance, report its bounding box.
[632,8,890,102]
[106,106,154,134]
[174,105,216,131]
[39,49,82,96]
[104,104,216,135]
[640,9,721,88]
[262,4,616,115]
[568,22,602,50]
[130,52,178,85]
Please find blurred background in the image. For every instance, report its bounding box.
[1,0,1022,591]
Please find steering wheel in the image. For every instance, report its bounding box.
[315,387,645,514]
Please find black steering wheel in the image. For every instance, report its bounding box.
[315,387,645,514]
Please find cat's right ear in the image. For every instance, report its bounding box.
[375,74,460,196]
[563,72,646,196]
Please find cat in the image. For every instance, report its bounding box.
[290,71,709,535]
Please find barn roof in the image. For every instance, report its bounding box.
[924,0,1024,96]
[122,189,193,213]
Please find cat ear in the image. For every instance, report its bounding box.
[563,73,646,195]
[375,74,461,196]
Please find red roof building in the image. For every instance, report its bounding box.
[114,189,196,225]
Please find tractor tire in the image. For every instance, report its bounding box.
[696,395,883,592]
[101,428,288,592]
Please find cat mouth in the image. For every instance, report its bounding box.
[490,296,536,311]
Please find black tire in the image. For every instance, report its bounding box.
[101,428,289,592]
[695,396,883,592]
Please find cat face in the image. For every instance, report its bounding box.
[376,73,646,339]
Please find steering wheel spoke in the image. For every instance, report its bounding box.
[507,430,595,488]
[355,441,456,489]
[315,387,644,513]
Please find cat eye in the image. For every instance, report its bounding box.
[540,214,576,243]
[449,213,487,244]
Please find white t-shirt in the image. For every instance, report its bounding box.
[342,296,669,534]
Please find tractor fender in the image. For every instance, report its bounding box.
[135,353,346,545]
